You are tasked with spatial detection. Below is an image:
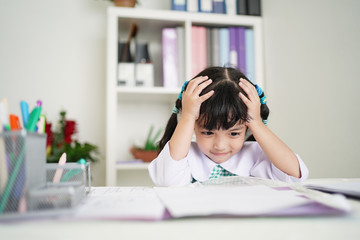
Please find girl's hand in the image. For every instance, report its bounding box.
[181,76,214,121]
[238,78,262,127]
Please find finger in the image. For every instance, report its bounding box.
[239,91,250,105]
[200,90,214,102]
[186,76,209,93]
[239,79,258,102]
[194,78,212,95]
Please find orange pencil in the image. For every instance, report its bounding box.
[9,114,21,130]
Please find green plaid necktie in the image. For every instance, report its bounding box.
[209,165,237,179]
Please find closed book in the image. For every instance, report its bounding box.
[206,28,212,67]
[236,27,246,74]
[229,27,238,67]
[237,0,247,15]
[219,28,230,67]
[211,28,220,66]
[176,27,185,85]
[225,0,237,15]
[245,28,255,83]
[212,0,226,14]
[171,0,187,11]
[162,28,178,88]
[187,0,199,12]
[191,26,207,77]
[247,0,261,16]
[198,0,212,13]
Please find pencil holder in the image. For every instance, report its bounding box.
[0,130,46,215]
[26,162,91,211]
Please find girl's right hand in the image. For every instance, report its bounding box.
[181,76,214,121]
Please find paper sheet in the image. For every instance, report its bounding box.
[155,185,310,218]
[74,187,165,220]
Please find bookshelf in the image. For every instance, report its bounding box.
[106,6,264,186]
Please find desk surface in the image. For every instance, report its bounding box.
[1,181,360,240]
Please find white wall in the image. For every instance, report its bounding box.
[262,0,360,178]
[0,0,359,186]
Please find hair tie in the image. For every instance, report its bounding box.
[178,81,189,100]
[172,106,179,114]
[255,84,267,104]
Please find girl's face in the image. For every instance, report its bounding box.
[194,121,247,163]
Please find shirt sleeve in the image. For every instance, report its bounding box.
[250,144,309,183]
[148,142,192,186]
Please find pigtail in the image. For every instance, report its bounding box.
[158,99,182,152]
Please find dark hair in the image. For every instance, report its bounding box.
[158,66,269,151]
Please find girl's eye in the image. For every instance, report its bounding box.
[202,131,213,136]
[230,132,240,137]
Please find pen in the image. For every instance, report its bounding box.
[20,101,29,128]
[52,152,67,183]
[26,103,42,132]
[60,158,87,182]
[9,114,21,130]
[36,114,46,134]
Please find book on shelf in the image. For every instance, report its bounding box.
[162,28,178,88]
[237,0,247,15]
[211,28,220,66]
[187,0,199,12]
[213,0,226,14]
[176,26,186,86]
[247,0,261,16]
[229,27,238,67]
[219,28,230,67]
[225,0,237,15]
[191,26,207,78]
[245,28,256,83]
[206,28,213,67]
[171,0,187,11]
[237,27,247,74]
[199,0,213,13]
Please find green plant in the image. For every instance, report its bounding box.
[46,111,100,163]
[134,125,162,151]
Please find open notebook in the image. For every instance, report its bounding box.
[74,177,352,220]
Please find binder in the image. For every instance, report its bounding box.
[162,28,178,88]
[176,27,185,85]
[237,27,246,74]
[229,27,238,67]
[225,0,237,15]
[171,0,187,11]
[198,0,212,13]
[213,0,226,14]
[187,0,199,12]
[191,26,207,77]
[245,28,255,83]
[237,0,247,15]
[219,28,230,67]
[247,0,261,16]
[211,28,220,66]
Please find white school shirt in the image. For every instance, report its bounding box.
[148,141,309,187]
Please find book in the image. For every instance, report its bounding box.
[212,0,226,14]
[187,0,199,12]
[206,28,212,67]
[225,0,237,15]
[162,28,178,88]
[171,0,187,11]
[211,28,220,66]
[199,0,213,13]
[229,27,238,67]
[245,28,255,83]
[237,27,246,74]
[219,28,230,67]
[191,26,207,77]
[176,26,186,86]
[247,0,261,16]
[305,179,360,199]
[237,0,247,15]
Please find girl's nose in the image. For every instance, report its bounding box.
[213,136,226,150]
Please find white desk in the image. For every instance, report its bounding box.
[1,181,360,240]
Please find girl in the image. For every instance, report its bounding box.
[148,67,308,186]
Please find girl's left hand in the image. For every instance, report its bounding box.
[238,78,262,127]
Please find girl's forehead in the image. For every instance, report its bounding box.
[196,120,246,130]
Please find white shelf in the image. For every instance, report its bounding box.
[116,162,149,170]
[106,7,264,186]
